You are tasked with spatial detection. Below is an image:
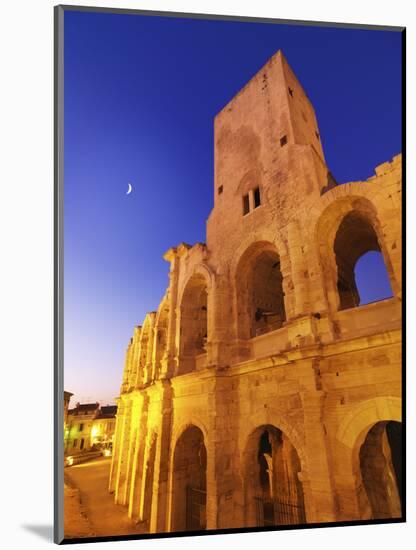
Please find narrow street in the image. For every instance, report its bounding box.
[64,456,146,539]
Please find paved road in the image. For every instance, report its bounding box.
[64,456,146,538]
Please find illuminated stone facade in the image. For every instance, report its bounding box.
[109,51,402,532]
[65,403,117,454]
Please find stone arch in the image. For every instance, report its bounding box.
[230,228,288,274]
[138,313,156,385]
[358,420,402,519]
[334,396,402,520]
[124,326,143,390]
[241,424,306,527]
[178,272,210,375]
[169,423,208,532]
[171,418,209,451]
[152,296,169,380]
[234,240,288,340]
[177,262,214,306]
[315,195,397,312]
[336,396,401,453]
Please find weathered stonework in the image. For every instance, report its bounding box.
[110,50,402,532]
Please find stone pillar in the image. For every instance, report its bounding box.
[109,398,123,493]
[127,394,148,520]
[151,327,160,381]
[138,431,156,524]
[205,375,239,530]
[131,328,142,388]
[304,240,331,315]
[144,326,155,385]
[114,398,132,505]
[207,276,233,369]
[206,377,220,530]
[287,220,310,316]
[333,471,362,521]
[161,249,180,378]
[121,396,142,506]
[300,390,336,522]
[149,381,173,533]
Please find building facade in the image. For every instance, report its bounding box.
[109,51,402,533]
[65,402,100,453]
[92,405,118,451]
[65,402,118,454]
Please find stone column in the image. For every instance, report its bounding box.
[207,276,233,369]
[205,375,239,530]
[114,398,132,505]
[121,396,142,506]
[127,394,148,520]
[287,220,309,316]
[151,327,160,380]
[332,471,362,521]
[144,325,155,385]
[149,381,173,533]
[109,398,123,493]
[300,390,336,522]
[161,249,180,378]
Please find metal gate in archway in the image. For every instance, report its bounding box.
[255,496,306,526]
[186,486,207,531]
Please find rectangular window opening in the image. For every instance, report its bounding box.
[243,194,250,215]
[218,185,223,195]
[254,187,261,208]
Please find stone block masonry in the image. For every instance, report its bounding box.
[109,50,402,533]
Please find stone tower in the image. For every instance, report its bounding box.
[109,50,402,534]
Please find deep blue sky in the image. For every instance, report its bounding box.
[64,10,402,405]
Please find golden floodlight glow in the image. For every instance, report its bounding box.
[91,425,100,438]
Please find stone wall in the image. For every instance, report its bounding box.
[109,49,402,533]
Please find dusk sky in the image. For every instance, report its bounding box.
[64,10,402,406]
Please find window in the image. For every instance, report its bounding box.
[73,439,77,448]
[79,423,84,432]
[280,135,288,147]
[80,438,85,450]
[243,194,250,215]
[218,185,223,195]
[253,187,261,208]
[288,87,293,97]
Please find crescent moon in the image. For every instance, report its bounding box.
[126,183,133,195]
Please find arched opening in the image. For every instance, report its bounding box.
[153,304,169,379]
[171,425,207,532]
[126,326,141,390]
[251,251,286,336]
[138,326,151,385]
[236,243,286,339]
[179,274,208,374]
[354,251,393,305]
[357,421,402,520]
[244,425,305,527]
[334,212,393,310]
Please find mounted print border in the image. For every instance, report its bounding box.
[54,4,405,545]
